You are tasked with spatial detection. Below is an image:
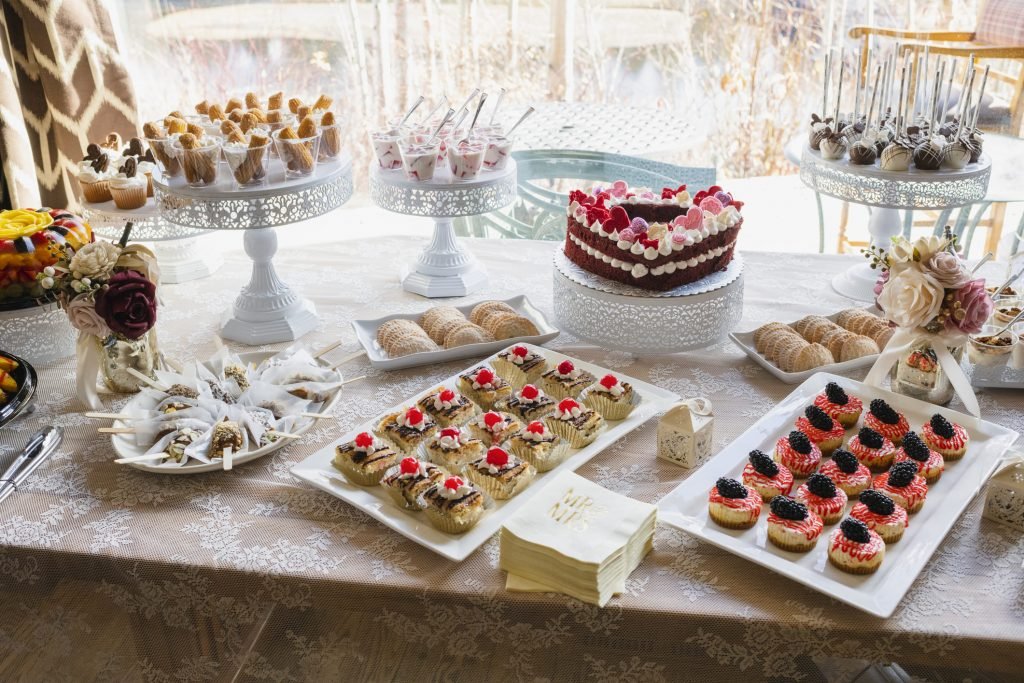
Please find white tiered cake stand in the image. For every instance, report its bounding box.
[81,201,222,283]
[799,147,991,301]
[369,161,518,297]
[155,154,354,344]
[552,249,745,354]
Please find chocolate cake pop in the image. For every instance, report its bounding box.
[881,67,913,172]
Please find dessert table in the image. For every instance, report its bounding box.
[0,236,1021,682]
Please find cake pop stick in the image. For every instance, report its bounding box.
[832,50,845,125]
[505,106,535,136]
[460,92,488,144]
[895,65,907,135]
[922,46,931,115]
[970,64,990,130]
[932,61,946,133]
[489,88,507,125]
[822,51,832,117]
[865,65,882,133]
[941,59,955,122]
[397,95,426,129]
[853,45,864,122]
[912,54,924,119]
[954,62,976,139]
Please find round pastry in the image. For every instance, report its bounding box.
[813,382,863,428]
[828,518,885,575]
[0,208,93,306]
[741,449,794,501]
[773,430,822,478]
[766,496,823,553]
[921,414,969,461]
[913,138,944,170]
[707,477,762,530]
[848,139,877,165]
[819,448,872,497]
[794,405,844,456]
[894,431,944,484]
[850,489,908,544]
[847,427,896,473]
[872,461,928,513]
[794,472,848,525]
[864,398,909,445]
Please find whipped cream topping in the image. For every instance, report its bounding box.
[438,476,473,500]
[555,399,583,420]
[436,428,466,450]
[433,389,459,411]
[398,408,428,431]
[568,234,738,278]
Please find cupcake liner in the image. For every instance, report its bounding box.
[545,416,599,448]
[466,462,536,500]
[508,437,569,472]
[332,455,390,486]
[424,505,483,534]
[80,179,112,203]
[828,554,881,575]
[581,386,640,421]
[419,439,481,474]
[110,184,147,210]
[492,357,546,389]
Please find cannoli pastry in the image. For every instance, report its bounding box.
[422,475,486,534]
[288,97,303,114]
[178,133,218,186]
[424,427,485,472]
[142,121,180,176]
[465,447,536,500]
[240,112,262,134]
[276,120,317,175]
[417,386,478,427]
[506,421,568,472]
[208,103,225,121]
[320,111,342,159]
[225,97,244,113]
[165,117,187,134]
[333,431,399,485]
[195,99,210,116]
[209,418,243,458]
[268,91,284,111]
[312,94,333,111]
[377,406,438,454]
[380,456,446,510]
[226,133,269,186]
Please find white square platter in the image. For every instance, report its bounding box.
[291,343,679,561]
[656,371,1019,618]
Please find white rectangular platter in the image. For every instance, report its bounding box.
[351,295,559,371]
[291,344,678,561]
[657,372,1019,618]
[730,309,884,384]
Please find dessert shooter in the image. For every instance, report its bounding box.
[424,426,485,472]
[742,449,794,501]
[465,446,536,500]
[773,430,822,478]
[581,374,639,421]
[273,116,321,178]
[495,384,556,423]
[850,489,908,544]
[492,345,548,388]
[794,405,845,456]
[828,518,885,575]
[333,432,400,485]
[422,475,486,534]
[921,413,969,461]
[466,410,522,447]
[894,431,944,484]
[319,111,344,160]
[381,456,446,510]
[506,421,568,472]
[540,360,596,401]
[482,134,513,171]
[142,120,182,177]
[766,496,824,553]
[819,448,872,497]
[707,477,762,530]
[847,426,896,473]
[545,398,604,448]
[457,366,512,410]
[447,136,487,180]
[864,399,909,446]
[176,130,221,188]
[813,382,863,428]
[398,135,441,181]
[794,472,848,525]
[376,406,438,454]
[873,461,928,513]
[222,130,271,187]
[417,387,477,427]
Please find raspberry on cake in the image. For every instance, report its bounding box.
[564,183,743,291]
[457,366,512,410]
[828,518,885,574]
[424,427,485,471]
[582,373,638,420]
[847,427,896,473]
[333,432,400,486]
[417,386,478,427]
[466,410,522,447]
[465,446,536,499]
[864,399,910,445]
[819,448,872,497]
[921,413,969,461]
[707,477,762,530]
[773,430,822,477]
[492,345,548,388]
[794,405,845,456]
[506,420,568,472]
[381,456,445,510]
[813,382,863,428]
[540,360,595,401]
[894,431,944,484]
[850,489,908,543]
[377,407,438,454]
[545,397,604,448]
[494,384,556,423]
[873,461,928,513]
[794,472,848,525]
[766,495,824,553]
[741,449,794,501]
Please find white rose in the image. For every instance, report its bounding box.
[911,235,945,263]
[876,266,945,330]
[887,238,917,267]
[69,240,121,281]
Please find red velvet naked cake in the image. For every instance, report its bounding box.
[564,181,744,291]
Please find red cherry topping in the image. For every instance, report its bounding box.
[520,384,540,400]
[511,345,528,358]
[404,407,424,425]
[483,412,503,428]
[440,427,461,439]
[558,398,580,412]
[526,421,546,434]
[604,205,630,233]
[599,374,618,389]
[474,368,495,384]
[443,476,464,490]
[556,360,575,375]
[486,447,509,467]
[438,389,456,402]
[354,432,374,448]
[399,457,420,475]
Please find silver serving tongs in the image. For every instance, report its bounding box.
[0,426,62,505]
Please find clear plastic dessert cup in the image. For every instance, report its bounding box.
[318,123,344,161]
[447,136,487,181]
[172,136,222,188]
[967,325,1018,367]
[371,129,403,170]
[272,129,321,179]
[265,111,298,133]
[223,139,271,188]
[399,136,441,181]
[482,135,513,171]
[145,136,182,178]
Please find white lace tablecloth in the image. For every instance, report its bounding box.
[1,236,1021,682]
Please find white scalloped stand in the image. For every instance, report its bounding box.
[0,302,75,365]
[154,154,354,344]
[368,161,517,297]
[799,148,991,301]
[553,249,745,353]
[81,201,222,284]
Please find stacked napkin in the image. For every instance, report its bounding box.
[500,471,656,606]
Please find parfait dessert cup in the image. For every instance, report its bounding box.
[399,136,441,182]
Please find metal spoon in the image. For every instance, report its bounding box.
[993,307,1024,337]
[420,95,448,125]
[460,93,488,144]
[488,88,507,125]
[990,266,1024,299]
[426,108,455,144]
[397,95,426,129]
[970,251,993,274]
[505,107,536,137]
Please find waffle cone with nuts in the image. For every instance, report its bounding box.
[179,132,217,185]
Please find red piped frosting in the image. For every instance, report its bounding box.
[774,435,822,476]
[485,447,509,467]
[742,462,794,497]
[850,501,908,531]
[767,511,824,541]
[813,392,863,422]
[354,432,374,448]
[795,482,848,519]
[708,484,763,512]
[848,433,896,469]
[865,411,910,443]
[819,459,871,490]
[921,419,968,453]
[873,472,928,511]
[795,415,845,445]
[829,527,885,561]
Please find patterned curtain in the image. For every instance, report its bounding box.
[0,0,138,210]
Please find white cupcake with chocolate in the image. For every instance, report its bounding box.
[377,406,438,454]
[457,366,512,410]
[424,426,485,472]
[466,410,522,447]
[380,456,446,510]
[492,345,548,388]
[417,386,478,427]
[465,446,536,499]
[582,373,638,421]
[495,384,556,423]
[544,397,604,448]
[507,420,568,472]
[422,475,486,534]
[540,360,595,401]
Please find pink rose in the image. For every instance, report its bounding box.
[946,278,993,335]
[873,270,889,310]
[66,295,111,338]
[922,251,970,289]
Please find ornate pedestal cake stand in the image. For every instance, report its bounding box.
[369,161,517,297]
[81,201,222,284]
[799,148,991,301]
[552,250,745,353]
[155,155,354,344]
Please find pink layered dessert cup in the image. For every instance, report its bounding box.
[399,136,441,181]
[371,129,403,170]
[483,135,513,171]
[447,137,486,180]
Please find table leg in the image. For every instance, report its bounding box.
[401,217,488,297]
[831,207,903,301]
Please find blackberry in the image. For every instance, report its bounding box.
[824,381,849,405]
[715,477,748,499]
[788,430,813,455]
[887,461,919,487]
[805,405,834,432]
[769,495,808,521]
[840,518,871,543]
[930,414,956,439]
[869,398,900,425]
[858,427,884,449]
[901,432,930,462]
[859,489,896,516]
[806,472,837,498]
[832,449,860,474]
[749,449,779,477]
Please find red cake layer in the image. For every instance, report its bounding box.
[566,217,742,269]
[564,239,737,291]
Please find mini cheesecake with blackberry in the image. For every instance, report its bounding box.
[864,398,910,446]
[507,420,568,472]
[495,384,556,423]
[742,449,794,501]
[707,477,762,530]
[766,495,824,553]
[540,360,596,401]
[773,430,822,478]
[581,373,638,421]
[422,475,486,534]
[417,386,477,427]
[424,426,486,471]
[465,446,536,499]
[380,456,446,510]
[795,472,848,525]
[850,489,908,543]
[466,410,522,447]
[873,461,928,513]
[333,431,400,485]
[377,406,439,454]
[457,366,512,410]
[794,405,845,456]
[813,382,863,428]
[819,448,872,497]
[828,518,885,574]
[492,345,548,388]
[847,426,896,472]
[921,413,969,460]
[545,397,604,448]
[894,431,944,484]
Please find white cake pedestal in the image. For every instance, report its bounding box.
[155,154,354,344]
[369,161,518,297]
[799,148,991,301]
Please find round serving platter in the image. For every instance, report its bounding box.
[368,160,518,218]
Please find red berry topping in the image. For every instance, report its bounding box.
[440,427,461,439]
[443,476,464,490]
[526,421,545,434]
[511,345,528,358]
[354,432,374,448]
[483,412,503,428]
[556,360,575,375]
[399,457,420,474]
[474,368,495,384]
[558,398,580,412]
[520,384,540,400]
[599,374,618,389]
[404,407,424,425]
[438,389,456,402]
[486,447,509,467]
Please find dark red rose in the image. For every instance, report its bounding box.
[95,270,157,339]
